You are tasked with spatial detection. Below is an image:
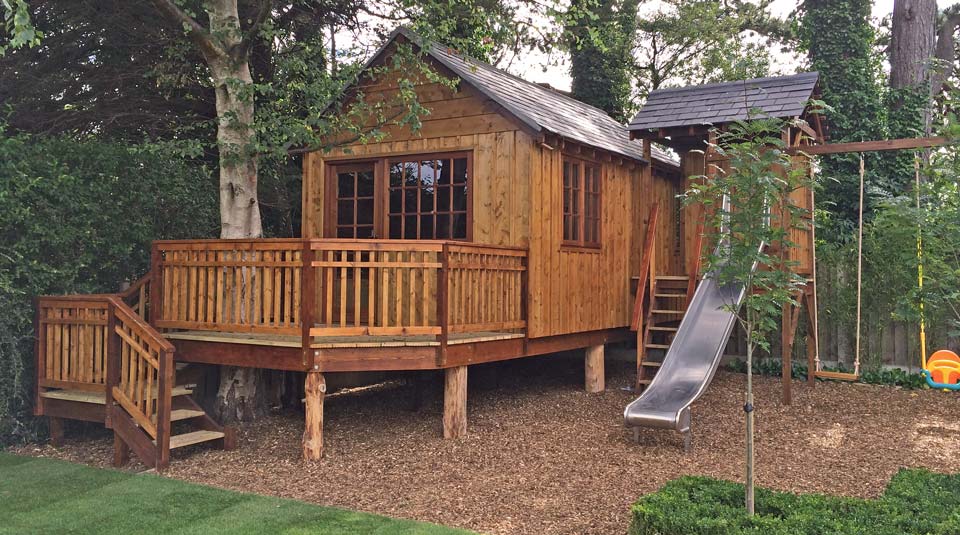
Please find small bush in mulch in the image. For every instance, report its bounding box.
[726,358,928,389]
[629,468,960,535]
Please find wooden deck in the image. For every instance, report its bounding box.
[164,330,525,348]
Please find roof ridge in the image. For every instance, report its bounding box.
[648,71,819,97]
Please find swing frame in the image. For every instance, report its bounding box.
[785,136,951,385]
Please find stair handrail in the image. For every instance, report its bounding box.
[686,214,706,307]
[118,272,152,320]
[105,295,174,466]
[631,202,661,331]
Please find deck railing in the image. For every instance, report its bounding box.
[36,296,112,393]
[151,239,527,340]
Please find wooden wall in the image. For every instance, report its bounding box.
[302,50,685,340]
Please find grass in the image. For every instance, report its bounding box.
[0,452,473,535]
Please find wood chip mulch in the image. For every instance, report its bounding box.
[13,349,960,535]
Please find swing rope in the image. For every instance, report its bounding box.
[852,153,864,377]
[916,155,927,370]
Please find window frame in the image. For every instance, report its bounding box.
[561,154,602,250]
[324,151,473,241]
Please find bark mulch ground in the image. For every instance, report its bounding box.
[13,349,960,535]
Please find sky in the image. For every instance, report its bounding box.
[507,0,958,91]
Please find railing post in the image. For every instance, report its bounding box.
[32,297,44,417]
[149,242,162,328]
[104,300,120,429]
[301,240,316,369]
[156,348,172,469]
[437,243,450,366]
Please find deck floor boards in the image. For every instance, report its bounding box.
[163,330,524,349]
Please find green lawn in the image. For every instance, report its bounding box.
[0,452,473,535]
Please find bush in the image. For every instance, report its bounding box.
[630,469,960,535]
[0,128,218,445]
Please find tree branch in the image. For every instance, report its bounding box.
[932,12,960,96]
[236,0,273,60]
[149,0,226,60]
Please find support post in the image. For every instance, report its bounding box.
[585,344,605,393]
[112,432,129,467]
[49,417,64,447]
[443,366,467,439]
[303,371,326,460]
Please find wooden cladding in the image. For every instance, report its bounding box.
[153,240,304,335]
[562,156,602,248]
[37,298,110,391]
[151,239,527,339]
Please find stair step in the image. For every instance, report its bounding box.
[165,430,225,449]
[641,361,662,367]
[651,309,685,315]
[171,386,193,397]
[656,275,689,281]
[649,326,679,332]
[645,344,670,349]
[41,386,192,405]
[637,379,652,385]
[170,409,205,422]
[654,293,685,298]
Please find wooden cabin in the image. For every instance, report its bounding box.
[31,28,821,469]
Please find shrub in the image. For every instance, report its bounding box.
[0,128,218,445]
[630,469,960,535]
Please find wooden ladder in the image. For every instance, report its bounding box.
[636,275,689,388]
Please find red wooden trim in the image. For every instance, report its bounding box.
[301,240,316,368]
[686,214,706,306]
[437,242,450,366]
[631,202,661,331]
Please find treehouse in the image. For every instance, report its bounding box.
[32,28,821,469]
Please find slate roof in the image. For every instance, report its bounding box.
[627,72,820,132]
[348,27,675,165]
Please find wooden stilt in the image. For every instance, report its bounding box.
[112,433,129,467]
[302,371,325,460]
[585,344,605,393]
[48,417,64,447]
[443,365,467,439]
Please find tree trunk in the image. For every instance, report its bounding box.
[206,1,265,422]
[891,0,936,89]
[745,339,755,516]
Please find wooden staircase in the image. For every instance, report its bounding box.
[636,275,689,388]
[35,276,235,470]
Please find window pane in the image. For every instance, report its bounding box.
[389,215,402,239]
[563,161,570,188]
[337,226,354,238]
[453,157,467,184]
[571,163,579,190]
[389,163,404,188]
[356,226,374,238]
[404,215,418,239]
[389,188,402,213]
[437,214,451,239]
[438,185,451,212]
[338,172,354,197]
[357,170,375,197]
[453,185,468,211]
[438,159,453,185]
[420,214,434,239]
[452,212,467,239]
[337,200,353,226]
[357,198,374,225]
[419,160,437,189]
[420,183,435,213]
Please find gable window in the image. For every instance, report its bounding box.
[562,156,601,248]
[388,152,470,240]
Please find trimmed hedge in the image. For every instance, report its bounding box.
[630,469,960,535]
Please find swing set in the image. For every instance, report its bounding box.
[793,136,959,389]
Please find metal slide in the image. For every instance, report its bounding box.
[623,255,752,450]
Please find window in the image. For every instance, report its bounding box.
[562,156,601,247]
[388,153,470,240]
[334,164,376,238]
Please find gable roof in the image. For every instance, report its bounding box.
[344,27,674,165]
[627,72,820,132]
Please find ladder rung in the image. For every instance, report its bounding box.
[652,309,685,314]
[656,275,689,281]
[645,344,670,349]
[641,361,662,367]
[654,293,685,298]
[649,326,678,331]
[637,379,652,385]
